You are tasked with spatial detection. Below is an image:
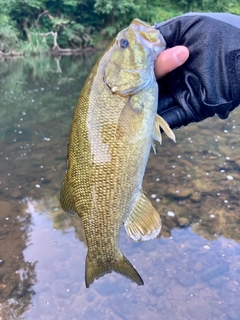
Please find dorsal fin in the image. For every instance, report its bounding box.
[124,191,161,242]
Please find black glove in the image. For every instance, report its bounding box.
[155,13,240,129]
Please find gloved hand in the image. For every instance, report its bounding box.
[155,13,240,129]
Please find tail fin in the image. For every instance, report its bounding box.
[85,252,144,288]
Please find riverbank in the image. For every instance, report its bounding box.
[0,36,110,60]
[0,46,99,59]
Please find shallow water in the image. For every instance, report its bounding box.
[1,55,240,320]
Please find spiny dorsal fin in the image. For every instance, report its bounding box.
[59,176,78,215]
[85,251,143,288]
[124,191,161,242]
[153,114,176,145]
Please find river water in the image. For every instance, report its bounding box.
[0,55,240,320]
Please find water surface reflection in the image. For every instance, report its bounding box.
[0,56,240,320]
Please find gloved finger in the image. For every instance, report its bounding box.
[158,105,188,129]
[155,17,186,46]
[158,93,177,113]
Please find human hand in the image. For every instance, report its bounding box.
[155,13,240,129]
[154,46,189,79]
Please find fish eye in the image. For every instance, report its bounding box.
[119,38,129,49]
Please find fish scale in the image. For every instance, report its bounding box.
[60,19,175,287]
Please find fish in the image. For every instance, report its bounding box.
[60,18,176,288]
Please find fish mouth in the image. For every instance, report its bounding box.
[129,18,166,57]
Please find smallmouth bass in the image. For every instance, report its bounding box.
[60,19,175,287]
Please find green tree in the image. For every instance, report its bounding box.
[1,0,240,55]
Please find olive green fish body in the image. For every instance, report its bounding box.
[60,19,175,287]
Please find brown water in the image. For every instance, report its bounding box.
[1,55,240,320]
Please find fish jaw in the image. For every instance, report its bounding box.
[116,18,166,67]
[129,18,166,62]
[103,19,166,96]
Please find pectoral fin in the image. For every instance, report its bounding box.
[125,191,161,242]
[59,176,78,215]
[153,114,176,145]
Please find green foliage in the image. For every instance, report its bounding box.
[176,0,240,12]
[0,1,19,51]
[138,1,184,24]
[0,23,19,52]
[93,0,142,36]
[22,33,49,55]
[1,0,240,54]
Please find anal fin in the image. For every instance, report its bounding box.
[153,114,176,145]
[59,176,78,215]
[125,191,161,242]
